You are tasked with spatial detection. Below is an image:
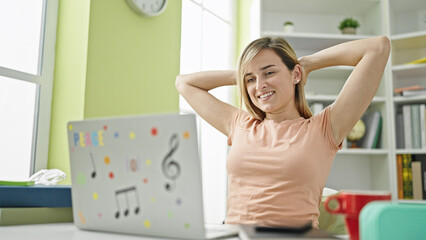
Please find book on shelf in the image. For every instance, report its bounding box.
[0,185,71,208]
[405,57,426,65]
[412,161,423,200]
[400,104,426,149]
[359,111,382,149]
[400,89,426,97]
[0,207,73,226]
[394,85,424,95]
[421,104,426,149]
[238,224,337,240]
[411,104,422,149]
[395,112,405,149]
[402,154,413,199]
[413,155,426,200]
[402,105,413,149]
[396,154,404,199]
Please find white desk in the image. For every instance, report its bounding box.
[0,223,240,240]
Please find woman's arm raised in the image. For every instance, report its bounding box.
[175,70,239,136]
[299,36,391,145]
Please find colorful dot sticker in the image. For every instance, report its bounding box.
[144,220,151,228]
[76,173,86,186]
[129,132,136,139]
[103,125,108,130]
[97,213,102,218]
[104,156,110,165]
[78,211,86,224]
[150,197,156,203]
[92,193,99,200]
[145,159,152,166]
[151,127,158,136]
[129,158,138,172]
[183,131,190,139]
[68,124,73,131]
[168,211,173,219]
[143,178,148,184]
[114,132,119,138]
[176,198,182,205]
[184,223,190,229]
[109,172,115,179]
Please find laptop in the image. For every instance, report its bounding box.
[67,113,238,239]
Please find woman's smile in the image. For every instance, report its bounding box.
[257,91,275,101]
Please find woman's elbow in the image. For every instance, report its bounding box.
[175,75,186,93]
[375,36,391,58]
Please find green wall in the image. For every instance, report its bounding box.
[47,0,90,184]
[48,0,182,184]
[84,0,181,118]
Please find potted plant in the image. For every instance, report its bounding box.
[338,17,360,34]
[283,21,294,33]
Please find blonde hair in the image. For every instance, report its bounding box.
[236,36,312,120]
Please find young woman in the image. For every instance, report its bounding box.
[175,36,390,228]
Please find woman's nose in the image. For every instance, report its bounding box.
[256,78,267,90]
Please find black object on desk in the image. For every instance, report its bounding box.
[239,223,338,240]
[255,222,313,234]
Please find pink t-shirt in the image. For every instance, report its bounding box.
[226,106,341,228]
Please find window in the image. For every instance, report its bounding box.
[0,0,58,180]
[180,0,235,224]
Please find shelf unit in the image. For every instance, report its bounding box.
[248,0,426,202]
[389,0,426,202]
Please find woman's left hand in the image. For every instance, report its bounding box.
[298,56,309,86]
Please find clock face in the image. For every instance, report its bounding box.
[126,0,168,17]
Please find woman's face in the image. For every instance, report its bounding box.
[244,49,299,117]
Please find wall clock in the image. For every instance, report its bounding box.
[126,0,168,17]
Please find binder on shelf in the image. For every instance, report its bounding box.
[0,185,71,208]
[412,161,423,200]
[420,104,426,149]
[402,105,412,149]
[410,104,422,149]
[395,112,405,149]
[359,111,382,149]
[413,155,426,200]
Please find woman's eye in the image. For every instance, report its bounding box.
[266,71,274,76]
[246,78,254,83]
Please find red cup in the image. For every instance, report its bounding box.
[324,191,391,240]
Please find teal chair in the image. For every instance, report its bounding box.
[360,201,426,240]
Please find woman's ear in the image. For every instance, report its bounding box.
[292,64,302,84]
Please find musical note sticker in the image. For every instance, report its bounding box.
[162,134,181,192]
[114,186,141,219]
[90,152,97,178]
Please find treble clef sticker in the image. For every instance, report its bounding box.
[162,134,181,192]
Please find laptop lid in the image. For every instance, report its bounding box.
[67,113,207,239]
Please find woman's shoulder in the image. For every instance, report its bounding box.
[233,110,261,129]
